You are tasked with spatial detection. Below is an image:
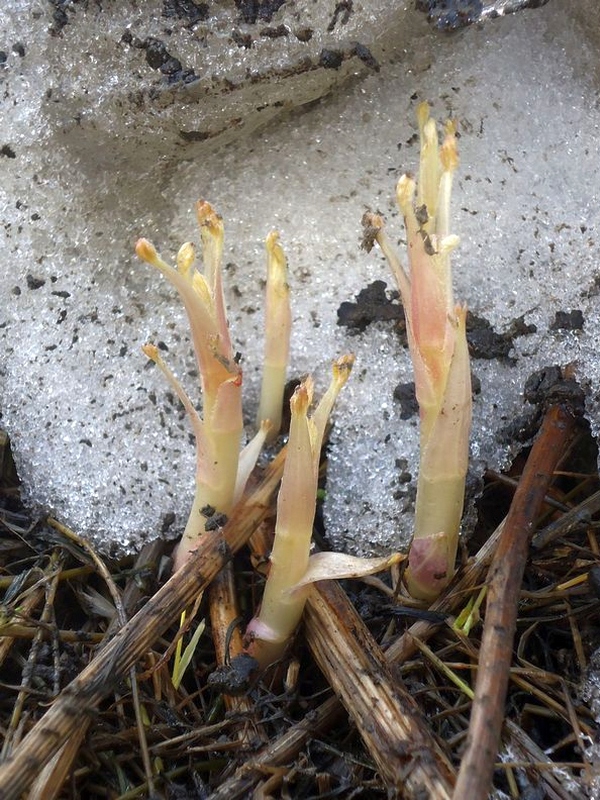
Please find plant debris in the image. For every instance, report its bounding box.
[0,393,598,797]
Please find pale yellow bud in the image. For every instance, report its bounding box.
[397,174,417,219]
[440,123,459,174]
[141,343,159,363]
[332,354,355,390]
[291,379,313,418]
[135,238,160,266]
[176,242,196,277]
[195,200,223,236]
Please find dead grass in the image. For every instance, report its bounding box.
[0,406,598,799]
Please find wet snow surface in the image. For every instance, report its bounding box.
[1,0,600,560]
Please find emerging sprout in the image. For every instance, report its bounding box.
[138,206,400,668]
[364,102,472,601]
[246,356,402,669]
[136,202,280,571]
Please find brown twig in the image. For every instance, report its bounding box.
[0,624,104,644]
[453,402,578,800]
[208,564,263,744]
[0,448,285,799]
[304,580,455,798]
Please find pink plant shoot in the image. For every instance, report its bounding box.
[364,103,472,601]
[136,201,272,571]
[246,356,402,669]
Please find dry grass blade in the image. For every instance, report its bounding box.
[208,695,344,800]
[504,719,588,800]
[1,551,63,760]
[3,538,165,799]
[0,381,596,798]
[0,449,285,799]
[304,580,455,798]
[532,486,600,550]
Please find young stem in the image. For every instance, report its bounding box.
[246,357,354,668]
[257,231,291,442]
